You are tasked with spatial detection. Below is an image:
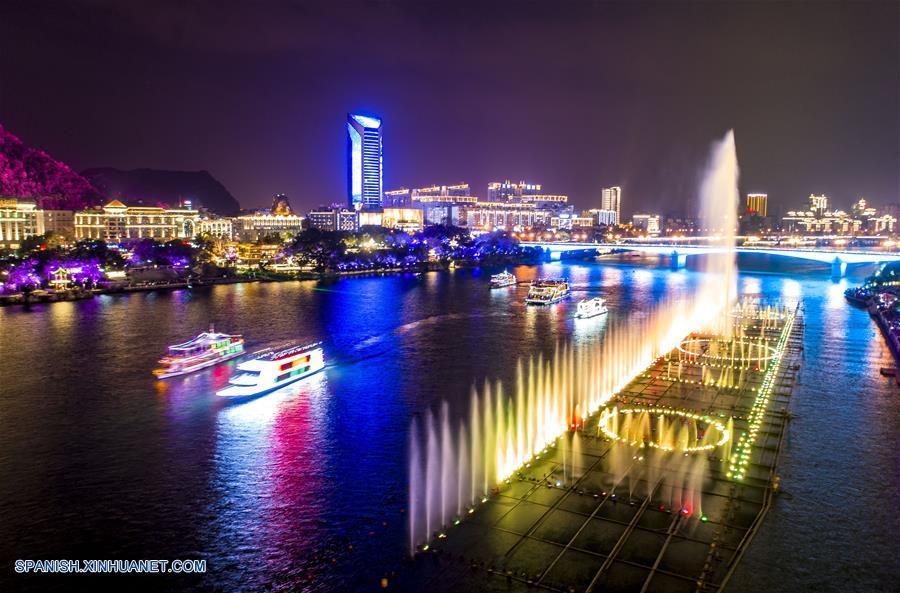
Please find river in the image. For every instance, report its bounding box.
[1,258,896,592]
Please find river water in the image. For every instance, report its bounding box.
[1,258,896,592]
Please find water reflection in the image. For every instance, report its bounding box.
[209,374,330,584]
[1,261,897,593]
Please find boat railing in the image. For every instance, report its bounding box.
[255,341,323,361]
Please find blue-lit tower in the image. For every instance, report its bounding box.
[347,113,383,209]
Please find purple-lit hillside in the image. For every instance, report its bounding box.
[0,123,101,210]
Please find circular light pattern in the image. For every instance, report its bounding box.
[598,406,730,453]
[677,338,777,363]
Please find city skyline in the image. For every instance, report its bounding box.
[0,1,896,214]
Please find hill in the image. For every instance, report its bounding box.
[0,123,102,210]
[81,168,241,215]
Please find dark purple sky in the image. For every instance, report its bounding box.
[1,0,897,216]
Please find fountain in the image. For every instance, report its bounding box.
[408,131,741,552]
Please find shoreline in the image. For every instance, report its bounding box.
[0,257,538,308]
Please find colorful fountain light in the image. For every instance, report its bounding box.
[726,307,796,481]
[597,406,732,454]
[407,131,743,554]
[407,292,732,553]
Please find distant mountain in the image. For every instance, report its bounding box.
[81,168,241,215]
[0,123,103,210]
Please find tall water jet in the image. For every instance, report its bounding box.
[698,129,740,331]
[408,417,422,556]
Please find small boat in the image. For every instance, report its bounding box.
[576,297,608,319]
[153,326,244,378]
[490,271,517,288]
[525,279,571,305]
[217,342,325,398]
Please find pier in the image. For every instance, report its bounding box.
[400,303,803,592]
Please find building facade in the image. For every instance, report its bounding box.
[347,113,384,209]
[384,188,411,208]
[632,213,661,235]
[464,202,552,231]
[746,193,768,217]
[197,217,234,240]
[74,200,199,242]
[382,208,424,233]
[487,180,541,202]
[0,197,38,249]
[589,209,618,226]
[781,195,895,235]
[307,207,359,232]
[235,212,304,241]
[36,209,75,240]
[601,186,622,224]
[551,212,594,230]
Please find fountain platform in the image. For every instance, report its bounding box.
[397,305,803,593]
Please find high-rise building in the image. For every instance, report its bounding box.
[347,113,383,210]
[601,186,621,224]
[746,193,768,217]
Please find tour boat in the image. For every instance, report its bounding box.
[525,279,571,305]
[216,342,325,398]
[576,297,608,319]
[153,326,245,378]
[490,270,517,288]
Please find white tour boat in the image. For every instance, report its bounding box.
[490,270,517,288]
[525,279,571,305]
[153,327,244,378]
[576,297,608,319]
[217,342,325,398]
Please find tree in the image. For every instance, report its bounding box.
[288,229,347,273]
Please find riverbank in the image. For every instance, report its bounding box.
[0,255,535,307]
[845,285,900,370]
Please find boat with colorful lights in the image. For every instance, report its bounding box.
[576,297,608,318]
[525,279,571,305]
[153,326,244,379]
[490,270,517,288]
[216,342,325,398]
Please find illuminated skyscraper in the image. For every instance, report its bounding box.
[746,193,768,217]
[601,186,621,224]
[347,113,383,209]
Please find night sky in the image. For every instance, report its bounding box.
[1,0,897,215]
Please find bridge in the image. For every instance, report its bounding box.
[519,241,900,277]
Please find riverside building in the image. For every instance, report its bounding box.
[74,200,199,242]
[347,113,384,209]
